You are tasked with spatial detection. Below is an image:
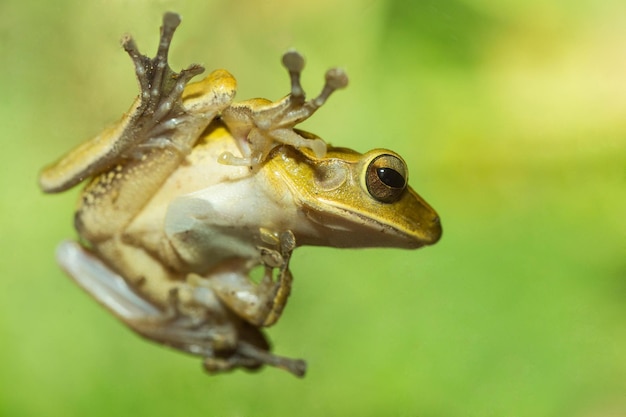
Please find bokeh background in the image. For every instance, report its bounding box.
[2,0,625,416]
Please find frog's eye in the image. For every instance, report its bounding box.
[365,154,408,203]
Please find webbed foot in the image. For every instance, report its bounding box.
[39,12,205,193]
[120,12,205,157]
[219,50,348,166]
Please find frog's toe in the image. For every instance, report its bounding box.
[123,13,204,118]
[282,50,306,101]
[116,12,206,162]
[236,341,306,377]
[203,342,306,377]
[217,151,261,167]
[254,51,347,158]
[308,137,327,158]
[313,67,349,107]
[279,50,348,121]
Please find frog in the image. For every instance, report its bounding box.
[39,12,442,377]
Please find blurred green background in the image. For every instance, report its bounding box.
[1,0,625,416]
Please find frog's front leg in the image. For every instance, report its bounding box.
[197,230,297,328]
[56,240,306,377]
[219,50,349,166]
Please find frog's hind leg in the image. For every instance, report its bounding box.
[56,240,164,322]
[39,13,204,194]
[56,240,235,342]
[56,241,221,348]
[56,240,306,377]
[120,12,205,156]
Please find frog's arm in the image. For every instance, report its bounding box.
[163,192,297,327]
[196,230,296,328]
[219,51,349,166]
[39,13,234,194]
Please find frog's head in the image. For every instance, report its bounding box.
[267,140,442,249]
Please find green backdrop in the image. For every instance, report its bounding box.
[1,0,625,416]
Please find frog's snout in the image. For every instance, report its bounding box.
[426,215,443,245]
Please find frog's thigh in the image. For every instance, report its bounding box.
[57,240,241,354]
[56,240,165,323]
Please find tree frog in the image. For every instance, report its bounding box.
[39,12,442,377]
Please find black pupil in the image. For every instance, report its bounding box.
[377,167,405,188]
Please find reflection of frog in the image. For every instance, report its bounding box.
[39,12,442,377]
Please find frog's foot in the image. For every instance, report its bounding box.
[56,240,305,377]
[119,12,204,159]
[203,340,306,378]
[220,50,348,166]
[38,12,205,194]
[173,286,306,377]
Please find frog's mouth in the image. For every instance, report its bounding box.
[299,203,441,250]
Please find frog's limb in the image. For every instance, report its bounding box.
[39,12,207,194]
[56,240,164,321]
[73,22,236,241]
[205,341,306,377]
[56,240,305,377]
[120,13,206,135]
[219,50,349,166]
[197,261,292,328]
[194,230,296,327]
[56,240,233,341]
